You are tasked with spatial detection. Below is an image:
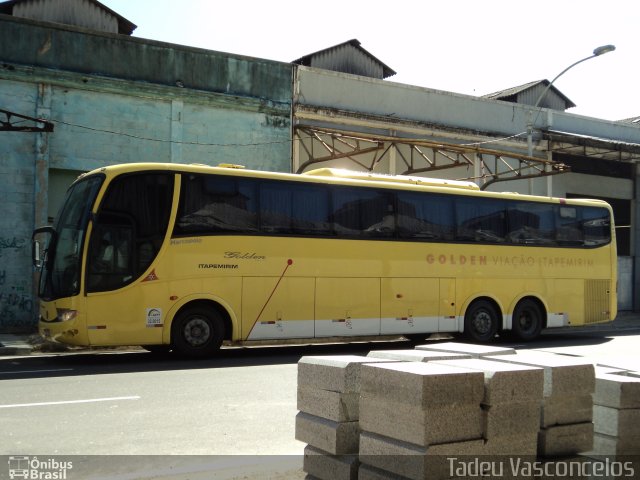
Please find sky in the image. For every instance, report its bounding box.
[102,0,639,121]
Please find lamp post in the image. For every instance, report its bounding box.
[525,45,615,195]
[527,44,616,158]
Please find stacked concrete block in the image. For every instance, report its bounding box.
[588,372,640,459]
[433,358,544,457]
[415,341,516,358]
[358,361,486,480]
[598,359,640,376]
[487,350,596,457]
[367,349,472,362]
[296,355,397,480]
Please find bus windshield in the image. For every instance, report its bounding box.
[38,175,103,300]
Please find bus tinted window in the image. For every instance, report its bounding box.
[555,206,583,246]
[582,207,611,246]
[260,181,332,235]
[330,187,394,237]
[396,191,454,240]
[456,197,507,243]
[291,184,332,235]
[176,174,258,234]
[507,202,556,246]
[172,172,610,248]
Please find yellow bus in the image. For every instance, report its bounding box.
[33,163,617,357]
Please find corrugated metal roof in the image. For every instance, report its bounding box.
[483,79,576,109]
[293,39,396,79]
[618,116,640,124]
[0,0,136,34]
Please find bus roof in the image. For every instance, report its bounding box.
[302,168,481,191]
[79,162,611,209]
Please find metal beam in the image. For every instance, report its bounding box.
[294,126,569,188]
[0,108,54,132]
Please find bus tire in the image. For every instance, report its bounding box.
[511,299,543,341]
[464,300,499,343]
[171,305,224,358]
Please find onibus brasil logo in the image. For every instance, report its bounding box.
[8,456,73,479]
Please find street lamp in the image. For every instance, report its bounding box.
[526,44,615,195]
[531,44,616,112]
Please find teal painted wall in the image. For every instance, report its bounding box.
[0,80,38,330]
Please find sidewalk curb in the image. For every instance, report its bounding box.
[0,334,35,356]
[0,345,32,355]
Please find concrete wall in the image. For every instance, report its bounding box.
[0,15,293,331]
[0,79,38,331]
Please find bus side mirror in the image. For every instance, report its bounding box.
[33,239,42,268]
[32,226,55,269]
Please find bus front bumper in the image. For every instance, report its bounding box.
[39,306,88,346]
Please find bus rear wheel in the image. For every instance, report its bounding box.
[464,300,499,343]
[511,299,543,341]
[171,306,224,358]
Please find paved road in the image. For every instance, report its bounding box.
[1,326,639,479]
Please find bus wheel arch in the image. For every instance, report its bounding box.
[169,300,233,357]
[510,297,546,341]
[463,297,501,343]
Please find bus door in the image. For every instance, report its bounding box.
[380,278,440,334]
[84,172,174,345]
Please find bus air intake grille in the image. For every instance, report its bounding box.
[584,279,610,324]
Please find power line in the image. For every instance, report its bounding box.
[51,118,293,147]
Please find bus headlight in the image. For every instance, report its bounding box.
[56,309,78,322]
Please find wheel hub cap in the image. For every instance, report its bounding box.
[184,318,210,346]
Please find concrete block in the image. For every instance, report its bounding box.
[595,365,628,375]
[532,458,592,480]
[537,422,594,457]
[367,349,472,362]
[541,395,593,427]
[360,362,485,408]
[587,432,640,457]
[359,431,483,480]
[295,412,360,455]
[486,350,595,398]
[298,386,360,422]
[303,445,359,480]
[482,433,538,456]
[594,372,640,409]
[597,359,640,375]
[432,358,544,405]
[415,341,515,357]
[358,464,408,480]
[482,401,541,439]
[593,405,640,438]
[298,356,398,393]
[360,394,483,446]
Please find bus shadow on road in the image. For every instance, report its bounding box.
[0,338,415,379]
[1,329,628,380]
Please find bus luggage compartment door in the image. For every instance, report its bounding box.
[315,278,381,337]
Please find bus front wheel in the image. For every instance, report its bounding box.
[171,306,224,358]
[511,299,543,341]
[464,300,499,343]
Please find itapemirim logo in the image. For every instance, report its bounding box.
[7,456,73,480]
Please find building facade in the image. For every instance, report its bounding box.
[1,1,639,331]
